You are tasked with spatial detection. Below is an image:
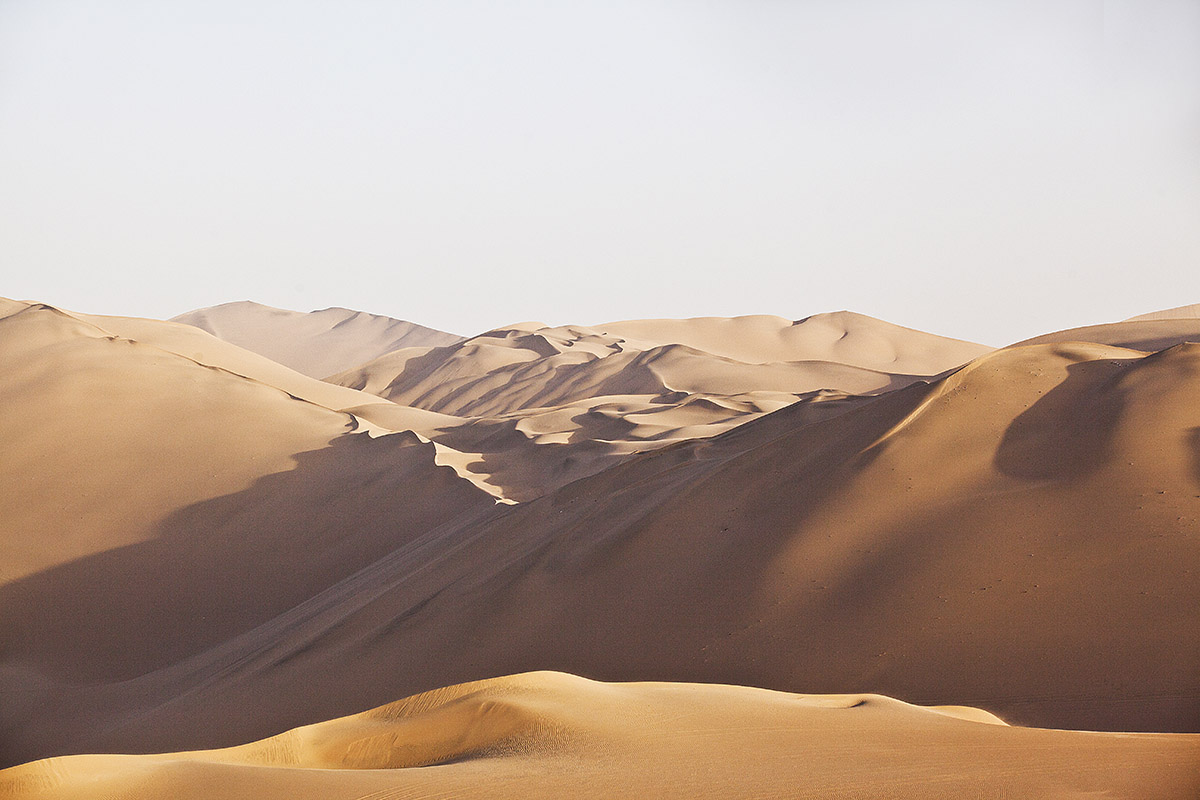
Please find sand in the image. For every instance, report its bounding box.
[4,672,1196,800]
[1,297,1197,796]
[171,300,463,379]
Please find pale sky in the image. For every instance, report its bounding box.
[1,0,1197,345]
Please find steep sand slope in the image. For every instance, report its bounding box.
[0,300,496,765]
[8,337,1197,768]
[172,301,462,379]
[3,672,1195,800]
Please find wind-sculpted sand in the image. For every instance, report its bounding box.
[4,672,1196,800]
[1,297,1196,797]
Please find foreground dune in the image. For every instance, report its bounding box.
[4,671,1195,800]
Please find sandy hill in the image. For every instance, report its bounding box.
[1011,303,1200,352]
[330,313,991,416]
[0,298,497,765]
[5,323,1197,769]
[323,313,989,501]
[171,301,463,379]
[593,310,991,371]
[3,672,1195,800]
[1127,303,1200,321]
[2,297,1197,796]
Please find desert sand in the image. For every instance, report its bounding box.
[4,672,1196,800]
[171,300,463,379]
[1,297,1197,797]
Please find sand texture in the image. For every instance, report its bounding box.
[1,297,1197,796]
[4,672,1196,800]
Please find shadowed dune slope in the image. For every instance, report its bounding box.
[2,672,1195,800]
[172,301,463,379]
[262,341,1198,737]
[6,337,1197,768]
[0,299,497,765]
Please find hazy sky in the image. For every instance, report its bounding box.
[1,1,1197,344]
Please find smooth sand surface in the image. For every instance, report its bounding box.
[172,300,463,379]
[1127,303,1200,321]
[1015,318,1200,351]
[4,672,1196,800]
[594,310,992,370]
[2,298,1197,796]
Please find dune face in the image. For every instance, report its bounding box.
[329,313,991,416]
[1015,319,1200,351]
[320,314,990,501]
[1127,303,1200,321]
[171,301,463,379]
[1,297,1197,797]
[593,310,992,371]
[4,672,1196,800]
[0,300,496,764]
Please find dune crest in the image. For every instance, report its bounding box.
[2,297,1198,797]
[172,300,463,379]
[3,671,1194,800]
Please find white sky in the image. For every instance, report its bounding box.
[1,0,1197,345]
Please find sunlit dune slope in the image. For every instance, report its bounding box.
[328,313,990,417]
[2,672,1194,800]
[172,300,462,379]
[594,310,991,370]
[1127,303,1200,321]
[1016,318,1200,351]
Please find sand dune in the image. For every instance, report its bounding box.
[1127,303,1200,321]
[172,301,463,379]
[1016,318,1200,351]
[0,298,496,764]
[3,672,1195,800]
[2,297,1197,796]
[594,310,992,370]
[329,314,989,416]
[319,313,988,499]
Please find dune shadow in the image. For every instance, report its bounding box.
[1188,428,1200,488]
[994,361,1127,481]
[0,432,497,691]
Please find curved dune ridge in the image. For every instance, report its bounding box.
[2,297,1198,796]
[1127,303,1200,321]
[3,671,1196,800]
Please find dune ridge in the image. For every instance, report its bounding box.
[172,300,463,379]
[1,297,1197,798]
[3,671,1195,800]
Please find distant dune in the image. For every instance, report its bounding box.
[1,297,1197,797]
[594,310,991,372]
[172,301,463,379]
[1127,303,1200,321]
[4,672,1195,800]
